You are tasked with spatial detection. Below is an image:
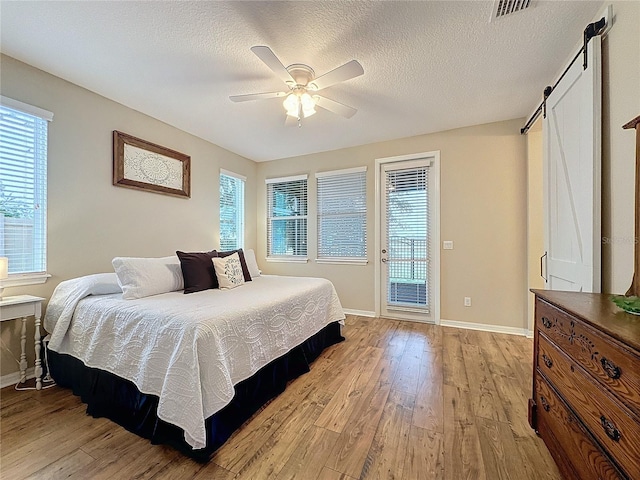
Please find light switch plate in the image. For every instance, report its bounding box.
[443,241,454,250]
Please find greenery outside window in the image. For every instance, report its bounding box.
[0,97,52,283]
[266,175,308,261]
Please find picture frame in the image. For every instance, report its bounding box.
[113,130,191,198]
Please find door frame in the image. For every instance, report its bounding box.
[374,151,440,323]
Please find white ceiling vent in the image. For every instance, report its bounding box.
[491,0,535,21]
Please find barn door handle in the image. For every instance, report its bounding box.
[540,252,548,282]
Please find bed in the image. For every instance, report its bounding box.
[44,271,345,460]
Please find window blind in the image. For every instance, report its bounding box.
[219,171,245,251]
[316,167,367,260]
[266,176,308,257]
[385,166,428,309]
[0,102,50,275]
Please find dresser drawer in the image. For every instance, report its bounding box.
[535,373,624,480]
[538,334,640,479]
[536,298,640,416]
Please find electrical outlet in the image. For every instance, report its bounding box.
[443,241,454,250]
[464,297,472,307]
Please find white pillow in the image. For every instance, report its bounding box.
[244,248,261,278]
[212,252,246,289]
[112,256,184,299]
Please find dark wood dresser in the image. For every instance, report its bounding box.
[530,290,640,480]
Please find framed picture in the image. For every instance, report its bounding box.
[113,131,191,198]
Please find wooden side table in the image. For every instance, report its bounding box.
[0,295,46,389]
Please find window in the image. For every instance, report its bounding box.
[316,167,367,263]
[219,170,245,251]
[266,175,307,260]
[0,97,52,278]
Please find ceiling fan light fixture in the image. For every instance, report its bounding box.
[283,93,299,117]
[300,92,317,118]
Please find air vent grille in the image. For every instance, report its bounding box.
[492,0,534,20]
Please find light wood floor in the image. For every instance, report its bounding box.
[0,316,562,479]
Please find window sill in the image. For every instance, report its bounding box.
[1,273,51,288]
[266,257,308,264]
[315,258,368,266]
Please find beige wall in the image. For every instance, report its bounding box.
[0,55,257,377]
[257,119,528,329]
[601,1,640,294]
[526,119,544,332]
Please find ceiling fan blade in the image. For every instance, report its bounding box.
[250,46,296,86]
[229,91,288,102]
[314,95,358,119]
[309,60,364,91]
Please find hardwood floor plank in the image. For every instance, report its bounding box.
[0,318,563,480]
[461,343,509,423]
[490,372,534,439]
[513,436,563,480]
[1,418,114,478]
[412,346,444,433]
[324,356,394,478]
[147,455,206,480]
[476,417,525,480]
[80,424,152,463]
[360,390,414,480]
[403,425,444,480]
[190,464,236,480]
[391,324,425,395]
[443,384,486,480]
[442,328,470,390]
[318,467,359,480]
[368,319,400,350]
[213,362,325,471]
[232,390,332,479]
[26,448,95,479]
[276,426,339,480]
[315,346,384,432]
[66,442,178,480]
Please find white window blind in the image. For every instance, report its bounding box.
[0,100,51,275]
[316,167,367,261]
[219,170,245,251]
[385,166,428,309]
[266,175,308,258]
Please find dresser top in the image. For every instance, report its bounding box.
[532,290,640,352]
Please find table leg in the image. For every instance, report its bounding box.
[34,312,42,390]
[19,317,27,384]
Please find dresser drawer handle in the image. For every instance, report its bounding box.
[600,357,621,379]
[600,415,621,442]
[542,354,553,369]
[540,395,550,412]
[541,316,552,329]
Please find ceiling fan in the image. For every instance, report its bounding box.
[230,46,364,126]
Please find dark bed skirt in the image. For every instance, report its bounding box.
[48,321,344,461]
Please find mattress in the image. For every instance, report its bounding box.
[44,273,345,449]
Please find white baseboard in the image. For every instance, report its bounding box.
[1,367,35,389]
[343,309,376,318]
[440,318,529,337]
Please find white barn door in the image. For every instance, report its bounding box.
[543,36,601,292]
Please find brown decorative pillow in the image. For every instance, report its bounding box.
[215,249,252,282]
[176,250,218,293]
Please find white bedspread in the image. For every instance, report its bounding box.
[45,274,344,449]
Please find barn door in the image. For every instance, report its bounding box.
[543,35,601,292]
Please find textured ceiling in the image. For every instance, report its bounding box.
[0,0,604,162]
